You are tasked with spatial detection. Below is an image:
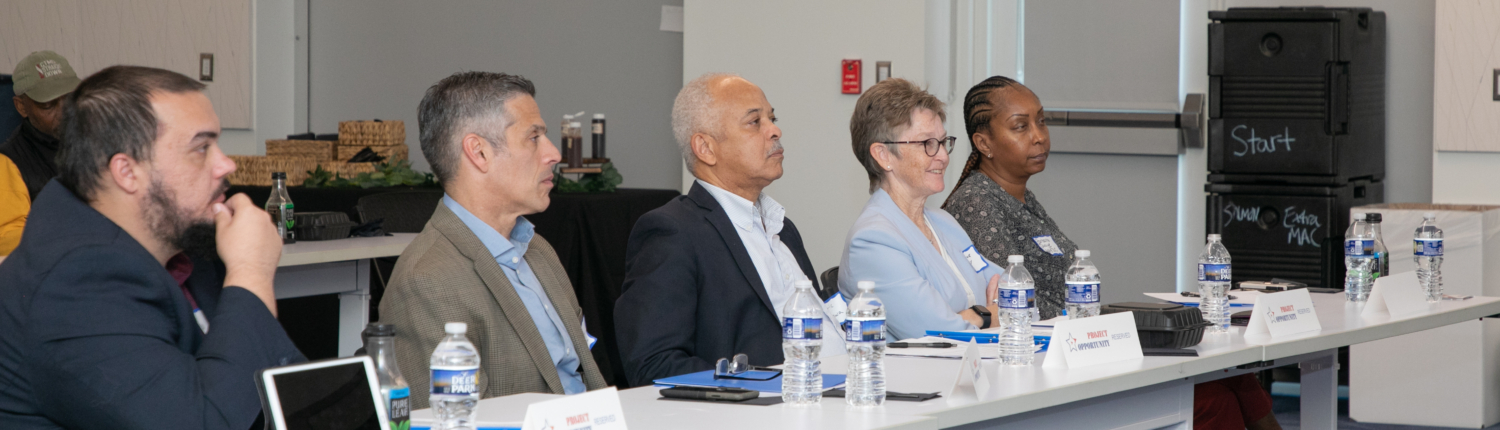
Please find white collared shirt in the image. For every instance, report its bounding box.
[696,180,809,319]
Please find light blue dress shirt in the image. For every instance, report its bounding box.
[442,195,586,394]
[838,189,1006,341]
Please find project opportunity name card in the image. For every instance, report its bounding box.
[521,386,628,430]
[1042,312,1144,369]
[1361,271,1431,318]
[1244,288,1321,337]
[947,340,990,402]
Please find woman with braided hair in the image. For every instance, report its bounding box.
[943,76,1282,430]
[941,76,1076,320]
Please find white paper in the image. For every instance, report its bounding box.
[520,387,628,430]
[659,5,684,32]
[1042,312,1144,369]
[1244,289,1322,337]
[1361,271,1431,318]
[946,341,987,402]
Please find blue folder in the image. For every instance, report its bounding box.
[924,330,1052,352]
[653,370,847,392]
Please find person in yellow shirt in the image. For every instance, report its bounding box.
[0,153,26,255]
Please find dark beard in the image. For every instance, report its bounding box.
[146,178,229,259]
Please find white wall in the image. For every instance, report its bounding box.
[219,0,298,157]
[1431,0,1500,204]
[683,0,927,272]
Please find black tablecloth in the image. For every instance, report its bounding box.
[243,185,679,387]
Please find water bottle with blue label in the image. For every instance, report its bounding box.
[843,281,886,407]
[364,324,410,430]
[1414,212,1444,302]
[781,280,823,405]
[1064,250,1101,319]
[430,322,479,430]
[1367,213,1390,280]
[1344,213,1375,302]
[1198,235,1232,334]
[998,255,1036,365]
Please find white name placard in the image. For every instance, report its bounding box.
[1361,271,1431,318]
[1244,288,1322,337]
[521,386,628,430]
[1042,312,1144,369]
[946,340,989,403]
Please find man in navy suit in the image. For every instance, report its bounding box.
[614,74,821,386]
[0,66,304,429]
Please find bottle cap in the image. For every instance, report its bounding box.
[570,121,582,127]
[1207,234,1220,241]
[857,280,875,291]
[563,114,573,121]
[593,113,605,119]
[1366,213,1382,223]
[794,279,813,289]
[1075,250,1090,258]
[444,322,467,334]
[362,323,396,337]
[1007,255,1024,263]
[271,172,286,180]
[1352,212,1366,220]
[1424,212,1437,219]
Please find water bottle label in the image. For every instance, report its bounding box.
[430,367,478,395]
[782,317,823,340]
[843,318,885,342]
[1066,282,1099,303]
[1198,263,1231,282]
[1414,238,1444,256]
[1345,239,1373,256]
[998,288,1035,309]
[387,387,410,429]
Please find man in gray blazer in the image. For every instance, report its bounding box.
[380,72,606,409]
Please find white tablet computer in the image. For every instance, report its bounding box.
[256,356,391,430]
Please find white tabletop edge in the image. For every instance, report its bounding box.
[277,233,417,267]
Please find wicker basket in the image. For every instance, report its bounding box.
[338,120,404,147]
[266,140,337,161]
[337,144,408,162]
[331,162,379,178]
[229,155,322,186]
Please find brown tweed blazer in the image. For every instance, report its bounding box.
[379,203,607,409]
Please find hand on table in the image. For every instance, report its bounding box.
[215,193,282,316]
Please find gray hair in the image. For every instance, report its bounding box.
[417,71,536,184]
[671,72,739,176]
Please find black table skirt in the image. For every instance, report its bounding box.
[242,185,679,388]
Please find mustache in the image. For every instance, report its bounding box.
[766,141,784,157]
[214,178,230,198]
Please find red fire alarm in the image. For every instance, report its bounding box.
[841,59,862,94]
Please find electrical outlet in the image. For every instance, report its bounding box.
[876,61,891,83]
[200,53,214,82]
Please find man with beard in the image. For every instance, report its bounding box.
[614,73,822,385]
[0,66,304,429]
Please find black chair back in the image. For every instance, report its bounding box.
[818,266,840,301]
[355,190,443,233]
[0,75,22,139]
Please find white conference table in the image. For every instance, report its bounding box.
[425,291,1500,430]
[274,233,416,356]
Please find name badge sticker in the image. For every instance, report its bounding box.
[961,245,989,272]
[1032,236,1064,256]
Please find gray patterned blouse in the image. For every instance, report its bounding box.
[945,173,1078,319]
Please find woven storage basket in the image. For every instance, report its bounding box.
[330,162,379,178]
[338,120,404,147]
[228,155,322,186]
[266,140,337,161]
[337,144,408,162]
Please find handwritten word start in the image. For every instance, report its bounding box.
[1230,125,1296,157]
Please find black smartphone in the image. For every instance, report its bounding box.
[659,386,760,402]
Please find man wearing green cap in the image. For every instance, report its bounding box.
[2,50,82,202]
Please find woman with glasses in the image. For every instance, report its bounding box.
[838,78,1003,341]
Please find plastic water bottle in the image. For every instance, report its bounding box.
[430,322,479,430]
[1344,213,1375,302]
[998,255,1036,365]
[1367,213,1390,279]
[1065,250,1101,319]
[1198,235,1232,334]
[781,280,823,405]
[1414,213,1445,302]
[843,281,886,407]
[364,324,410,430]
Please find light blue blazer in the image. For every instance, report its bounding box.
[839,189,1006,341]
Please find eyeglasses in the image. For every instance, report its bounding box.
[882,136,957,157]
[713,353,782,381]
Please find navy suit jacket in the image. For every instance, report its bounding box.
[614,182,819,387]
[0,181,305,430]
